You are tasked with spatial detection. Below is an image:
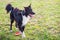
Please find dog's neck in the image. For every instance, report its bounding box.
[22,10,31,17]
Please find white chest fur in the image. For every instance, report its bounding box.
[22,15,30,26]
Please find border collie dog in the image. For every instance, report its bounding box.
[5,4,35,38]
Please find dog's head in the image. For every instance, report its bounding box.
[24,4,35,17]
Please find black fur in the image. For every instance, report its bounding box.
[5,4,35,33]
[6,4,14,13]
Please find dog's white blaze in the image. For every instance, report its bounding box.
[22,15,30,26]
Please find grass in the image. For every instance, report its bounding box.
[0,0,60,40]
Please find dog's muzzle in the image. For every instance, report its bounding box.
[29,14,35,18]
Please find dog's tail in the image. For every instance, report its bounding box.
[5,4,14,13]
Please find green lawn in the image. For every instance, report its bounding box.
[0,0,60,40]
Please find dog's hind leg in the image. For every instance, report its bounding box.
[15,23,18,28]
[15,23,19,30]
[10,17,14,32]
[10,19,14,32]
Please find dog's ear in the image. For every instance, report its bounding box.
[24,7,27,10]
[28,4,31,8]
[24,7,26,8]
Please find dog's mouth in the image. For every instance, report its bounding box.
[29,14,35,18]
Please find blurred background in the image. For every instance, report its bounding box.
[0,0,60,40]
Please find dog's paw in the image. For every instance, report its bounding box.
[22,32,26,38]
[22,35,26,38]
[10,30,13,32]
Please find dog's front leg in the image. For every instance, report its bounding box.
[18,25,26,38]
[22,31,26,38]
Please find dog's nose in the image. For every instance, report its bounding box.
[33,12,35,14]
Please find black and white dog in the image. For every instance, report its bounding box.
[5,4,35,38]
